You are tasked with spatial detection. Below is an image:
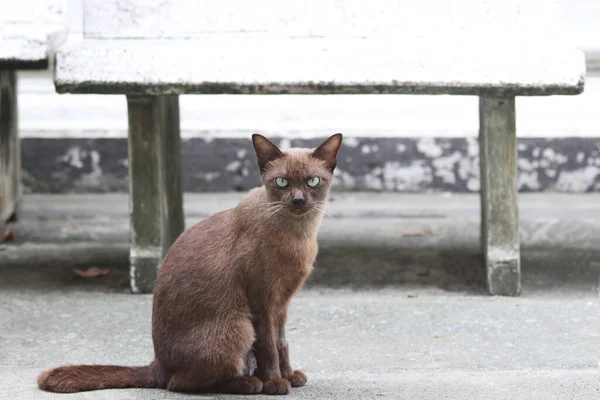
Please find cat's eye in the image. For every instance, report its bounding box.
[307,177,321,187]
[275,177,288,188]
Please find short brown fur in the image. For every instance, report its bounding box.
[38,133,343,395]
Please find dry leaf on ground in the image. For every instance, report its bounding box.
[1,230,15,242]
[73,267,111,278]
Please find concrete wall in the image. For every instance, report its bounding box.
[15,0,600,193]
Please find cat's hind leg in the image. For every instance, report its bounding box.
[166,352,258,394]
[165,317,257,393]
[167,357,263,395]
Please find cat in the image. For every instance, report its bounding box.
[38,133,343,395]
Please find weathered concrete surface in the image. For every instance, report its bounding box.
[0,70,20,224]
[5,192,600,243]
[126,95,184,293]
[56,0,585,95]
[0,0,66,67]
[479,97,520,296]
[2,193,600,296]
[1,193,599,398]
[54,37,585,96]
[79,0,573,41]
[19,137,600,194]
[0,281,598,400]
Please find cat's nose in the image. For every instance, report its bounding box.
[292,195,306,206]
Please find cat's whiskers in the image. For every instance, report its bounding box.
[261,202,286,220]
[260,209,278,220]
[312,202,332,218]
[264,209,283,221]
[265,201,285,209]
[261,201,333,220]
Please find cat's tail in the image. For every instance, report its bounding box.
[37,364,157,393]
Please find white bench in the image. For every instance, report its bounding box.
[54,0,585,295]
[0,0,66,228]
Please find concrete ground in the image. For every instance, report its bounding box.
[1,285,599,400]
[1,193,600,399]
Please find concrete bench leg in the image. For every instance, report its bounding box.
[126,95,185,294]
[0,70,21,227]
[479,96,521,296]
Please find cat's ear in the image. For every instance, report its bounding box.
[252,134,284,173]
[312,133,343,172]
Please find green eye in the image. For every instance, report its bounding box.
[307,177,320,187]
[275,177,288,187]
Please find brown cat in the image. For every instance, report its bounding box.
[38,133,343,395]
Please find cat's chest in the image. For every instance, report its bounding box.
[271,237,317,268]
[257,238,317,294]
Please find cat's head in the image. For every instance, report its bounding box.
[252,133,343,216]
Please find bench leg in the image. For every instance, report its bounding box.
[0,70,20,226]
[127,95,185,294]
[479,96,521,296]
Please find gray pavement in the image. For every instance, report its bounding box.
[0,283,599,399]
[1,193,600,399]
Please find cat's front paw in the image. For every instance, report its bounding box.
[262,378,291,395]
[286,370,307,387]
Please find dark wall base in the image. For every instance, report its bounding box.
[21,137,600,193]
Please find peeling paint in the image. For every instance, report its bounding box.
[458,157,475,181]
[194,171,221,182]
[21,137,600,194]
[383,160,432,191]
[332,167,356,189]
[466,177,480,192]
[542,148,556,160]
[58,146,85,169]
[343,137,359,148]
[362,167,384,191]
[416,137,443,158]
[236,149,247,159]
[278,139,292,150]
[363,176,383,190]
[555,166,600,192]
[225,160,242,172]
[466,138,478,157]
[78,150,103,187]
[432,151,462,185]
[517,159,532,172]
[519,171,541,191]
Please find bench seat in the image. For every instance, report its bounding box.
[55,38,584,95]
